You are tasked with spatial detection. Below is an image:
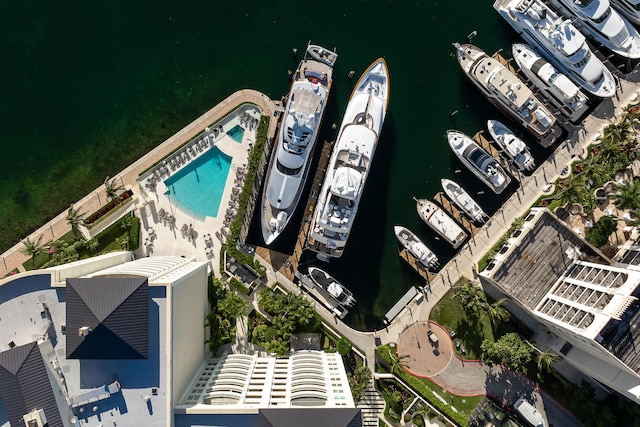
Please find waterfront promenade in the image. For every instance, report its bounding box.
[0,89,277,277]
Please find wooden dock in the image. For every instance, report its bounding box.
[399,249,437,285]
[255,139,334,281]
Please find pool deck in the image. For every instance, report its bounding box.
[0,89,277,277]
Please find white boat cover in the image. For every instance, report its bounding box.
[327,281,344,298]
[331,166,362,199]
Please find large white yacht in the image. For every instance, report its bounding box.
[610,0,640,26]
[454,42,558,147]
[441,179,488,224]
[548,0,640,59]
[512,43,589,124]
[394,225,439,270]
[307,58,389,260]
[447,130,512,194]
[494,0,617,98]
[487,119,536,173]
[414,198,468,249]
[261,44,337,245]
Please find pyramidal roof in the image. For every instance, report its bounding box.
[66,276,149,359]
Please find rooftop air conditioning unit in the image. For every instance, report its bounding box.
[23,408,47,427]
[78,326,92,337]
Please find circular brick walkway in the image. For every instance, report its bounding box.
[397,321,453,377]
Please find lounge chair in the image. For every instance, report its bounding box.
[158,208,166,218]
[181,224,189,234]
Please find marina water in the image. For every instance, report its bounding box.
[2,0,543,330]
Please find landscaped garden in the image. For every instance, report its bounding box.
[21,212,140,271]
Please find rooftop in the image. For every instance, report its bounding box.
[485,208,607,310]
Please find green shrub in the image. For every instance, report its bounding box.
[229,277,251,295]
[585,215,617,248]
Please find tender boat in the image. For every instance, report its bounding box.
[447,130,512,194]
[307,43,339,66]
[610,0,640,26]
[261,43,337,245]
[487,119,536,173]
[307,58,390,260]
[453,42,558,147]
[441,179,489,224]
[414,198,468,249]
[307,267,356,307]
[394,225,439,270]
[494,0,617,98]
[548,0,640,59]
[512,43,589,124]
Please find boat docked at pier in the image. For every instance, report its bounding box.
[494,0,616,98]
[394,225,439,270]
[261,43,337,245]
[307,267,356,307]
[487,119,536,172]
[453,42,558,147]
[548,0,640,59]
[441,179,489,224]
[447,130,512,194]
[512,43,589,124]
[610,0,640,26]
[414,198,468,249]
[307,58,389,260]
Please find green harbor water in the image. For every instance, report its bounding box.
[2,0,530,330]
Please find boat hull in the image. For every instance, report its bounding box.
[441,179,488,224]
[415,198,468,249]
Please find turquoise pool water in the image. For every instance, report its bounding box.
[227,125,244,143]
[164,147,231,219]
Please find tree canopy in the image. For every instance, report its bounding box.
[481,332,534,373]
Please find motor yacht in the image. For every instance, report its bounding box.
[307,267,356,307]
[494,0,616,98]
[610,0,640,26]
[441,179,489,224]
[548,0,640,59]
[447,130,512,194]
[487,119,536,173]
[261,43,337,245]
[454,42,558,147]
[394,225,439,270]
[307,58,390,260]
[512,43,589,124]
[414,198,468,249]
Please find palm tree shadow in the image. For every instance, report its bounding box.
[484,367,536,406]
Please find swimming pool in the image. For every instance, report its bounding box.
[227,125,244,143]
[164,147,232,219]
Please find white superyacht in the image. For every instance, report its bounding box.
[453,42,557,147]
[610,0,640,26]
[414,198,468,249]
[441,179,488,224]
[548,0,640,59]
[307,58,389,260]
[487,119,536,173]
[261,43,337,245]
[512,43,589,124]
[494,0,616,98]
[447,130,512,194]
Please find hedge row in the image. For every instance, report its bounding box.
[84,190,134,225]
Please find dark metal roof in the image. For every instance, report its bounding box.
[258,408,362,427]
[0,342,63,427]
[598,287,640,374]
[66,277,149,359]
[490,210,607,310]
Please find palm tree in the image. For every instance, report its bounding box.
[104,176,125,202]
[480,298,511,328]
[66,204,86,240]
[610,179,640,212]
[20,235,44,264]
[537,350,561,374]
[452,281,488,321]
[555,176,587,208]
